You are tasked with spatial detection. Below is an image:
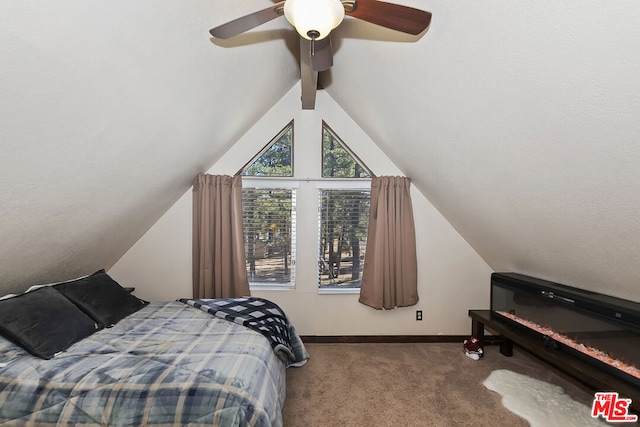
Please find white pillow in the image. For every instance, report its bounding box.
[24,272,93,293]
[0,272,93,302]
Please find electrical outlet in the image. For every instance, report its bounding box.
[416,310,422,321]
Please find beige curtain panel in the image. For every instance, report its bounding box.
[359,176,419,310]
[192,174,250,299]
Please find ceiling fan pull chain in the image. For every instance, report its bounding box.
[307,30,320,57]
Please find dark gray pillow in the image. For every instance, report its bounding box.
[54,270,147,328]
[0,286,99,359]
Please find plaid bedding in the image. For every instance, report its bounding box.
[0,301,308,426]
[178,297,307,368]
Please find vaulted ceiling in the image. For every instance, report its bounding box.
[1,1,639,302]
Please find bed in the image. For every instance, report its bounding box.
[0,271,308,426]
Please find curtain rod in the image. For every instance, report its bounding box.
[241,177,373,182]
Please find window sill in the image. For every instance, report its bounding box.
[318,287,361,295]
[249,284,295,291]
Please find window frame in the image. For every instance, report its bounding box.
[316,180,372,295]
[241,179,298,291]
[321,121,373,179]
[237,119,375,295]
[238,121,294,177]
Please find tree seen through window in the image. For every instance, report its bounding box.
[241,122,292,177]
[322,122,371,178]
[239,119,373,290]
[318,189,370,288]
[242,188,295,284]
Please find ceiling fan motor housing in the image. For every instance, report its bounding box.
[284,0,345,40]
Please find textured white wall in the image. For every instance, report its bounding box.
[327,0,640,302]
[0,0,298,294]
[4,0,638,310]
[110,87,492,335]
[7,0,633,333]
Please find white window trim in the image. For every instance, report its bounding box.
[317,287,361,295]
[316,181,372,294]
[249,283,296,291]
[242,179,298,290]
[315,180,371,190]
[242,179,299,189]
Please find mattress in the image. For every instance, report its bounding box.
[0,301,307,426]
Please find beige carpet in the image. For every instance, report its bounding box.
[282,342,598,427]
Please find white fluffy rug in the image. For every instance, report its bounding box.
[483,369,606,426]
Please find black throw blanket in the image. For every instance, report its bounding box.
[178,296,295,364]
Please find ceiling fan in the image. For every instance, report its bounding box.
[209,0,432,109]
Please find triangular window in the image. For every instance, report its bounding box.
[240,121,293,177]
[322,121,372,178]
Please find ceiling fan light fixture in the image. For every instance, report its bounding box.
[284,0,345,40]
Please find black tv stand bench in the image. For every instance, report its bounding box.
[468,309,640,413]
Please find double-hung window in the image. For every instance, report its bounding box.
[240,122,296,289]
[318,122,372,293]
[242,181,297,289]
[238,120,373,293]
[317,182,371,292]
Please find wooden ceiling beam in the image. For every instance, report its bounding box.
[299,38,318,110]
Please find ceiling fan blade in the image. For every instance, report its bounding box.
[344,0,432,35]
[209,2,285,39]
[311,37,334,72]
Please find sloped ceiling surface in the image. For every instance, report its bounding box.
[1,1,639,303]
[0,1,298,291]
[325,0,640,301]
